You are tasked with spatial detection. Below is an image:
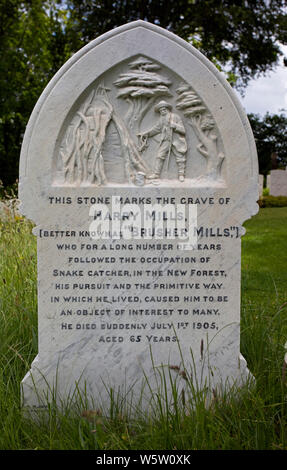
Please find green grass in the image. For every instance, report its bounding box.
[0,207,286,450]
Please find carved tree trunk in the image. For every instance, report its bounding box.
[60,90,150,186]
[111,111,150,182]
[190,123,224,180]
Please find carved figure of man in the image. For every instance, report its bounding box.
[139,101,187,181]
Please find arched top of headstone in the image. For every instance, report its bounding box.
[19,20,258,224]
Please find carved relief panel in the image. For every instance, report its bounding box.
[53,56,225,187]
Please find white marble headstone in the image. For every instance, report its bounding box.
[19,21,259,412]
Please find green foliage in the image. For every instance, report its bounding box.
[262,187,270,197]
[1,1,286,187]
[65,0,286,88]
[248,113,287,175]
[0,179,18,200]
[0,0,73,187]
[258,195,287,208]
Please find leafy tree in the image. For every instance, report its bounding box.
[65,0,287,88]
[248,112,287,175]
[0,0,71,187]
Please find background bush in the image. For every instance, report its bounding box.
[258,195,287,208]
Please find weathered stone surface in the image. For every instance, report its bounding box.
[259,174,264,197]
[19,21,259,412]
[269,169,287,196]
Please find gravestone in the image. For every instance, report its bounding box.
[269,169,287,196]
[259,174,264,197]
[19,21,259,413]
[267,174,271,192]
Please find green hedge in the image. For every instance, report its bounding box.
[258,195,287,207]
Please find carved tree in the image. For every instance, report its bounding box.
[60,88,98,184]
[59,85,150,185]
[113,56,172,136]
[176,83,224,180]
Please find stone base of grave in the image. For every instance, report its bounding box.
[21,351,254,416]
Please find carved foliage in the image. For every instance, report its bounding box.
[176,84,224,181]
[114,57,172,134]
[55,58,225,186]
